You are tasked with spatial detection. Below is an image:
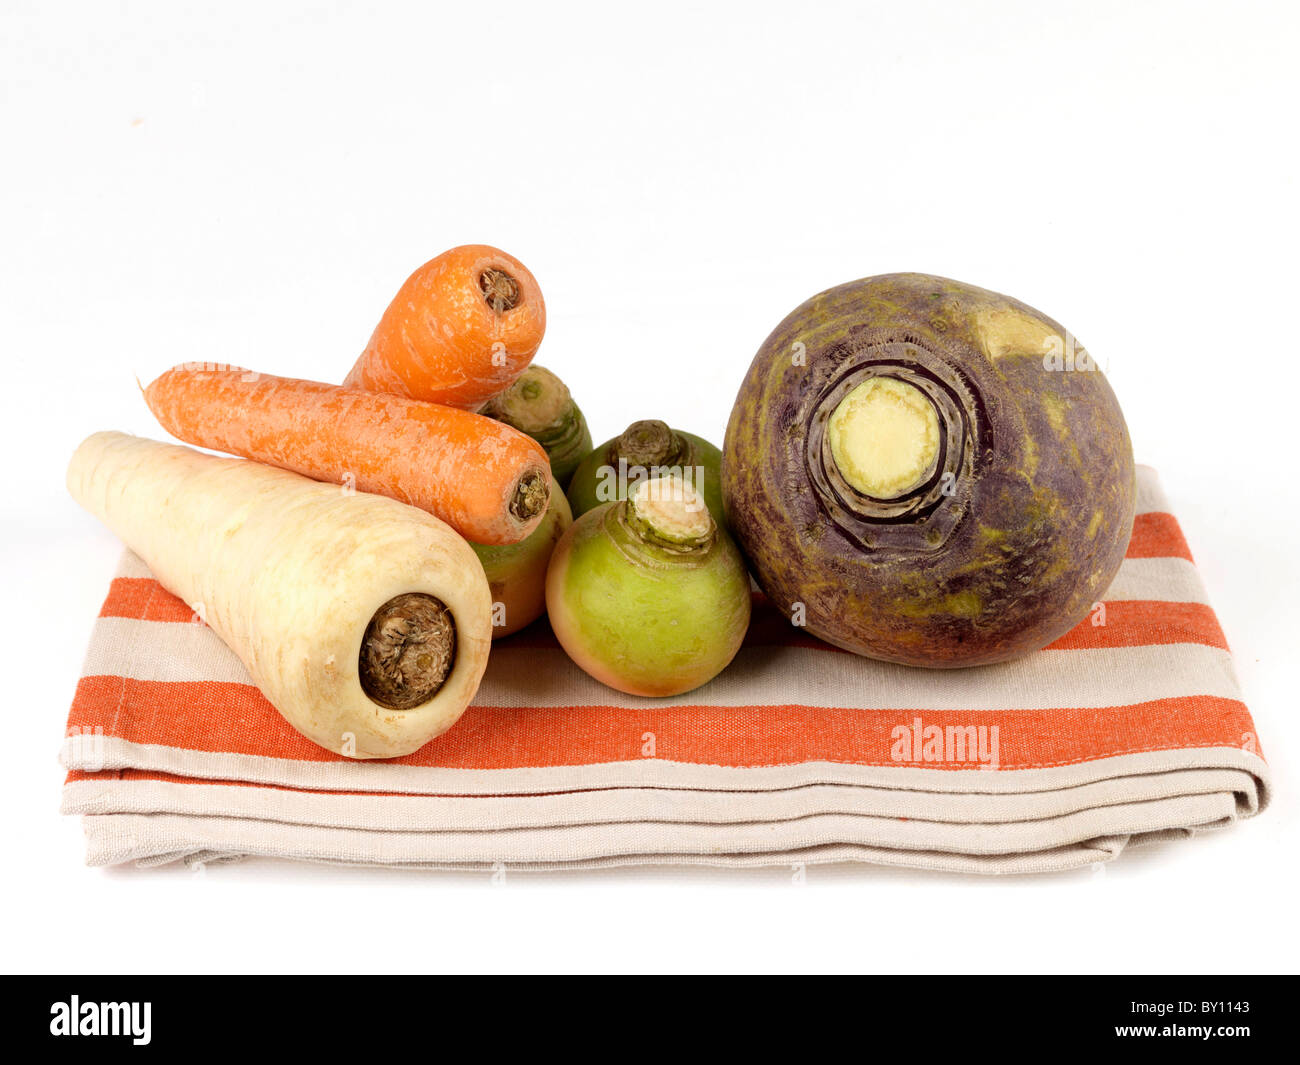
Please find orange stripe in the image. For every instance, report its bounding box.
[746,601,1226,654]
[1127,512,1193,561]
[66,674,1257,772]
[94,512,1196,624]
[743,598,1227,652]
[99,578,195,622]
[1045,600,1226,651]
[95,582,1226,658]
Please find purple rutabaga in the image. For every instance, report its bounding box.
[722,273,1136,667]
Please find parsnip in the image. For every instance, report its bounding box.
[67,432,492,759]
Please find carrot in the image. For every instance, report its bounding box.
[143,367,551,545]
[344,244,546,409]
[67,432,494,758]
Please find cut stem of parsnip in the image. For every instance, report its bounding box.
[67,432,493,759]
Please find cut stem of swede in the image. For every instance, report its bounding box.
[67,432,493,759]
[827,376,941,499]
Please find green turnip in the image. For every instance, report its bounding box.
[481,365,592,488]
[566,419,725,528]
[471,481,573,638]
[546,474,750,696]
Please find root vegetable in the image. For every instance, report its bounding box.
[723,272,1136,667]
[565,419,725,528]
[471,480,573,638]
[143,366,550,545]
[343,244,546,409]
[481,365,592,488]
[67,432,493,758]
[545,473,751,697]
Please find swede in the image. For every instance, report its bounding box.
[722,273,1136,667]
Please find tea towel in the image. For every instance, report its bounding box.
[59,466,1269,874]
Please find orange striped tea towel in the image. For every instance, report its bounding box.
[59,467,1269,875]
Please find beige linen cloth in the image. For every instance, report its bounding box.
[60,467,1269,874]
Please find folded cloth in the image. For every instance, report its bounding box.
[59,466,1269,875]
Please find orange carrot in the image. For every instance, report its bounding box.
[344,244,546,409]
[144,367,551,545]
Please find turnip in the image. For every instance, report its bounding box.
[545,474,751,696]
[481,365,593,488]
[565,419,725,528]
[722,273,1136,667]
[67,432,493,758]
[471,480,573,638]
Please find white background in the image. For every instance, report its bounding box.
[2,0,1297,974]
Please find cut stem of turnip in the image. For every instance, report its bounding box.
[617,419,685,468]
[566,419,727,529]
[624,474,713,550]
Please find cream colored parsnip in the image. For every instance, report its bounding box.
[67,432,492,759]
